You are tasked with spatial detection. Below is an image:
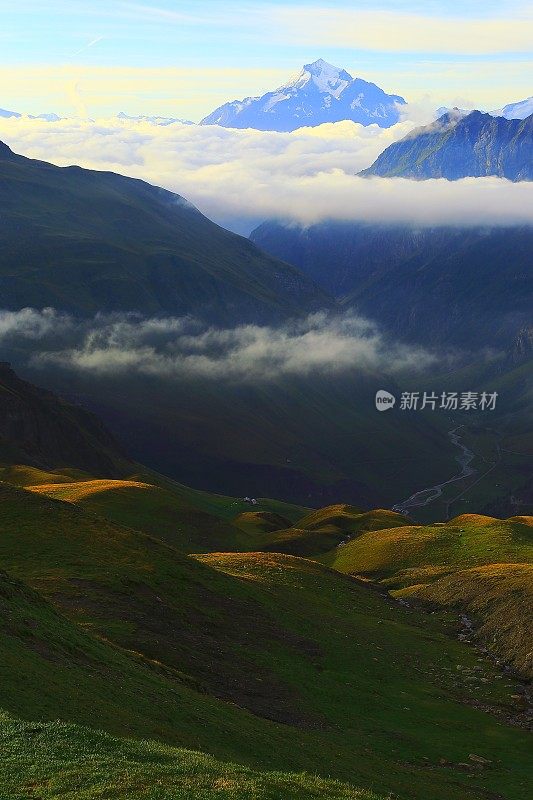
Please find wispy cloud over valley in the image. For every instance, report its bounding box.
[0,308,438,382]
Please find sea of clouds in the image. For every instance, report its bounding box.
[1,114,532,234]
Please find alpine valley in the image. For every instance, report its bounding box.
[0,34,532,800]
[0,352,531,800]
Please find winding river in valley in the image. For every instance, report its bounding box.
[392,426,477,515]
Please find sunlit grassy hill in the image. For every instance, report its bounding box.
[256,506,408,557]
[322,513,533,677]
[324,514,533,581]
[0,366,530,796]
[29,478,256,553]
[19,468,533,683]
[28,473,308,552]
[28,481,408,558]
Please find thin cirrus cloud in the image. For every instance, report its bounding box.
[270,6,533,54]
[0,308,437,381]
[96,3,533,55]
[0,114,532,234]
[70,36,105,58]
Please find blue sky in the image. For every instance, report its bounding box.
[1,1,531,119]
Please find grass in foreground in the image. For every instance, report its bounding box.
[0,713,378,800]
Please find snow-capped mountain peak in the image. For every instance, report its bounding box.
[490,96,533,120]
[284,59,353,97]
[201,59,406,131]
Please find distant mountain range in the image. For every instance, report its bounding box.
[360,110,533,180]
[116,112,194,126]
[250,221,533,349]
[0,108,193,125]
[436,97,533,121]
[0,107,60,121]
[0,140,329,323]
[3,88,532,130]
[200,59,406,131]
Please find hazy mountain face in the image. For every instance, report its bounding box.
[360,110,533,180]
[0,117,529,512]
[250,221,533,349]
[200,58,406,131]
[490,96,533,120]
[0,108,21,118]
[436,97,533,120]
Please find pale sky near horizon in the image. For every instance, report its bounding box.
[0,1,531,120]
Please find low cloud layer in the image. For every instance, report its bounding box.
[1,115,531,233]
[0,308,437,382]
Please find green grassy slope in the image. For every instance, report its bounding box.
[0,569,377,799]
[0,713,379,800]
[28,481,407,558]
[402,563,533,678]
[1,483,531,799]
[27,473,309,553]
[17,470,533,682]
[198,552,532,798]
[29,479,256,553]
[233,509,294,533]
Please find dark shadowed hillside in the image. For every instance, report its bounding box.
[0,141,331,323]
[250,221,532,348]
[0,361,129,475]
